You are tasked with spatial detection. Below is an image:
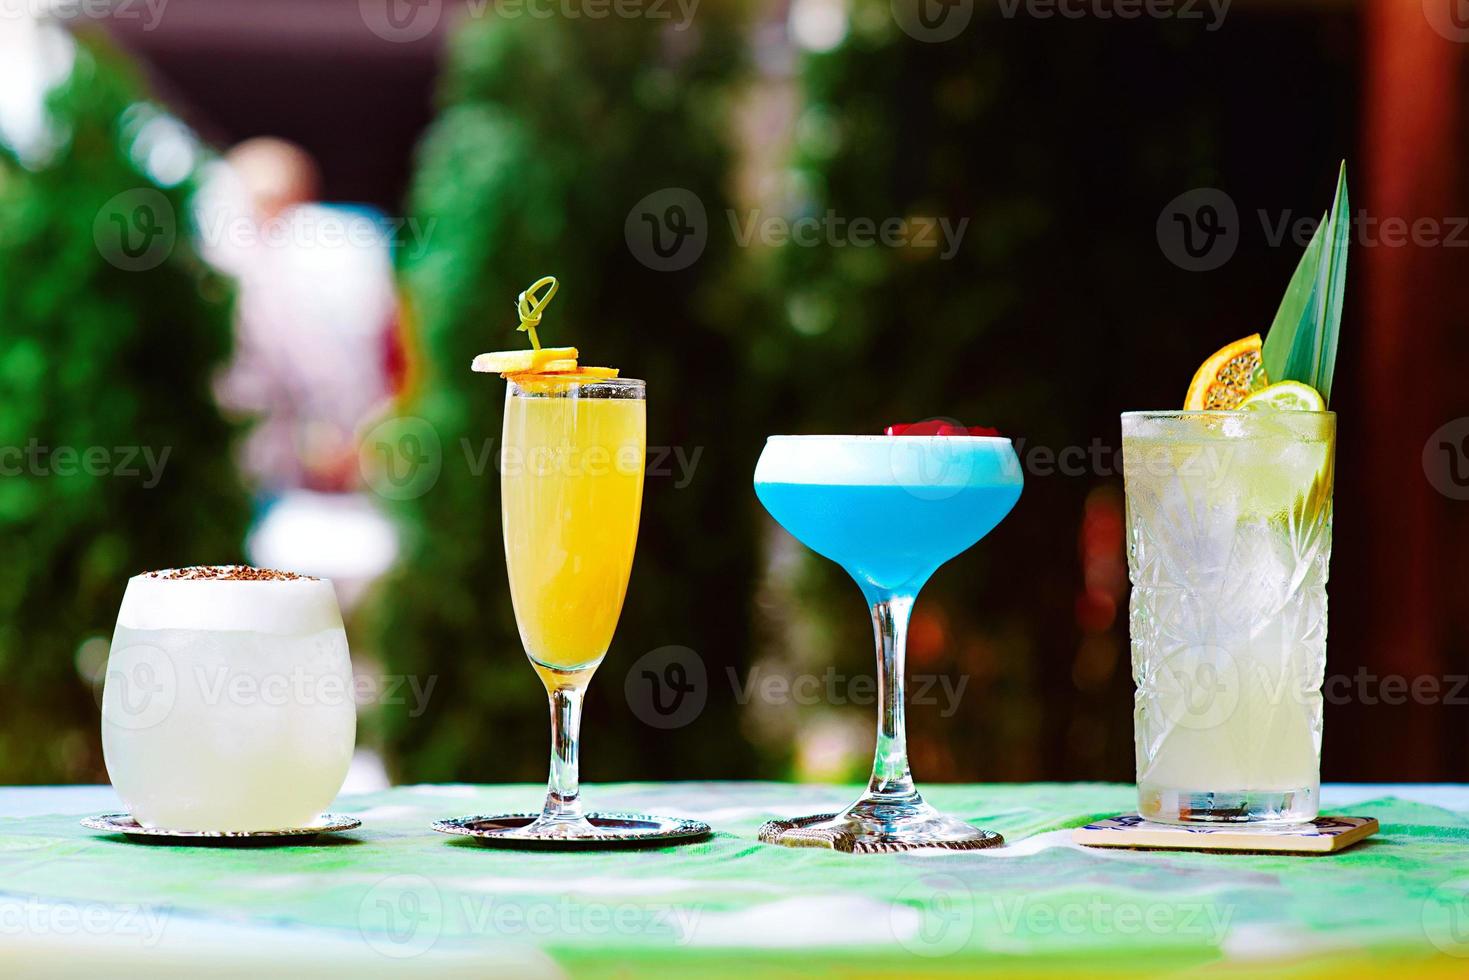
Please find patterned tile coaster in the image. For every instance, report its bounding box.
[1073,814,1378,855]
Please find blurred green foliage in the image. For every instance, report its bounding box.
[370,14,766,782]
[756,2,1357,782]
[0,34,247,782]
[748,8,1072,782]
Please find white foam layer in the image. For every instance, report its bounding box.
[754,435,1020,488]
[116,569,343,635]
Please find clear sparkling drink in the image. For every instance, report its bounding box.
[101,567,355,831]
[1122,411,1335,824]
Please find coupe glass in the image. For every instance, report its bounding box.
[753,434,1023,851]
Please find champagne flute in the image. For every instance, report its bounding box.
[435,375,709,847]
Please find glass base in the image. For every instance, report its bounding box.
[759,793,1003,853]
[524,812,600,839]
[1139,785,1319,826]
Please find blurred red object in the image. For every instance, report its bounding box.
[885,421,1000,437]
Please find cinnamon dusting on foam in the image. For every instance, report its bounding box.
[143,566,317,582]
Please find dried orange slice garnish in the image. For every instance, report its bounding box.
[506,366,619,385]
[1184,334,1264,410]
[504,370,621,394]
[544,366,618,379]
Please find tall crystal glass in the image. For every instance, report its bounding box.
[501,376,646,838]
[753,435,1023,851]
[1122,410,1335,824]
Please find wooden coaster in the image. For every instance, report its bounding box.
[1073,814,1378,855]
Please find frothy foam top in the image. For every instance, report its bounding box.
[754,435,1021,488]
[118,566,342,635]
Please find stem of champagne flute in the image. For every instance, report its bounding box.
[865,593,918,802]
[542,683,585,823]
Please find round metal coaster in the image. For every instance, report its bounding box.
[81,813,361,846]
[758,813,1004,854]
[433,812,711,849]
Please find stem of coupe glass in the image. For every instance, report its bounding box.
[865,594,918,802]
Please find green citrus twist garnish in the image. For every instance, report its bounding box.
[516,275,559,351]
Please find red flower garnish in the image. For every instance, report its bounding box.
[885,421,1000,437]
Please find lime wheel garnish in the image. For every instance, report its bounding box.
[1238,381,1325,413]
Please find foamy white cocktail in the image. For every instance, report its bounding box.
[101,566,356,831]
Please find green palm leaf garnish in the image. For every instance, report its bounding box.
[1315,166,1350,405]
[1261,163,1349,406]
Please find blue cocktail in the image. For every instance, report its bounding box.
[754,434,1022,852]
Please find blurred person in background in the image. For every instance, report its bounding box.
[196,137,404,610]
[194,136,405,789]
[201,136,402,496]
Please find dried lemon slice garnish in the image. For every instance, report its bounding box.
[471,346,578,374]
[471,276,623,384]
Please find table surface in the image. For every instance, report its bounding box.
[3,782,1469,977]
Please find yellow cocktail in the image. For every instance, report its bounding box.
[502,386,646,672]
[440,276,707,846]
[499,374,646,839]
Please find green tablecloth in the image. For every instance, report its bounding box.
[3,782,1468,977]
